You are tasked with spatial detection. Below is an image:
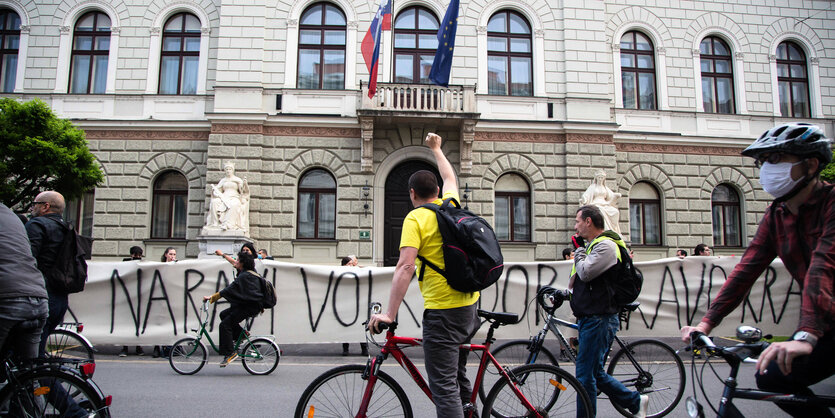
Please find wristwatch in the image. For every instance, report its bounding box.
[791,331,818,348]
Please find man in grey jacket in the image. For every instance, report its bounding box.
[0,203,48,360]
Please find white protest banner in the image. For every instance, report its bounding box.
[68,256,800,345]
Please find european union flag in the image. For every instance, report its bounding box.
[428,0,459,87]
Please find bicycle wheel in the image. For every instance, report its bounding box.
[241,338,280,375]
[44,329,94,361]
[294,364,413,418]
[479,339,558,402]
[483,363,592,418]
[0,368,110,417]
[606,339,685,418]
[168,337,207,375]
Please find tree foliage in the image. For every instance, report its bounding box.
[0,98,103,209]
[822,150,835,183]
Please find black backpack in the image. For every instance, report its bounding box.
[417,197,504,293]
[44,218,93,294]
[250,270,277,309]
[607,237,643,307]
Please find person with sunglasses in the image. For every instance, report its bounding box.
[681,123,834,418]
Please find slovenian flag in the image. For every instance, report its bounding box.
[361,0,392,98]
[428,0,459,87]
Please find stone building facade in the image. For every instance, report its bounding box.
[2,0,832,263]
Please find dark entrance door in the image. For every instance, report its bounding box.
[383,161,441,266]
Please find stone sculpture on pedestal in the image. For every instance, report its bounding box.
[580,169,622,235]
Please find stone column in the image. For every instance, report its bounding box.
[360,116,374,173]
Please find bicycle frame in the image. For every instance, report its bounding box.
[188,302,257,357]
[359,322,544,418]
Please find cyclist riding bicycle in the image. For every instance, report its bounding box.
[204,250,264,367]
[681,122,834,418]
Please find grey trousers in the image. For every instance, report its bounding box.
[423,303,480,418]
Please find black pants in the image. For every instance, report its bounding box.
[755,333,835,417]
[218,305,260,356]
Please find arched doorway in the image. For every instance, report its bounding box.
[383,160,441,266]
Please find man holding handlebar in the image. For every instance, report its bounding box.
[680,123,834,418]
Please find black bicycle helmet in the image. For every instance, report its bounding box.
[743,123,832,167]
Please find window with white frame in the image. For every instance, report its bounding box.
[776,41,810,118]
[297,169,336,239]
[159,13,200,95]
[393,6,438,84]
[629,182,661,246]
[700,36,734,114]
[298,2,346,89]
[487,10,532,96]
[69,12,110,94]
[711,184,741,247]
[0,9,20,93]
[494,173,531,242]
[620,31,656,110]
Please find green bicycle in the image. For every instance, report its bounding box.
[168,300,280,376]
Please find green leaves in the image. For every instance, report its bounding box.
[0,98,104,209]
[822,150,835,183]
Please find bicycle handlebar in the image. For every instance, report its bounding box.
[536,286,568,314]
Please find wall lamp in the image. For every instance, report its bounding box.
[362,180,371,217]
[463,182,471,210]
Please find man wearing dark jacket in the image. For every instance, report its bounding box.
[204,251,263,367]
[24,190,70,357]
[0,203,48,361]
[570,205,647,418]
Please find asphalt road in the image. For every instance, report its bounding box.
[88,341,834,417]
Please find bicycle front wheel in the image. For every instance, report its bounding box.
[44,329,95,361]
[480,339,558,402]
[483,363,592,418]
[169,337,207,375]
[0,368,110,417]
[606,339,685,418]
[241,337,280,375]
[294,364,412,418]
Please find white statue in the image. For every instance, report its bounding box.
[205,162,250,234]
[580,169,622,235]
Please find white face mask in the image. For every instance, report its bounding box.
[759,160,804,198]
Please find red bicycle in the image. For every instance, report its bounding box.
[295,304,592,418]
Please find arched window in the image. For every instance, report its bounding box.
[487,10,532,96]
[620,31,656,110]
[712,184,741,247]
[159,13,200,95]
[776,41,809,118]
[393,6,438,84]
[700,36,734,114]
[64,190,95,237]
[0,9,21,93]
[629,182,661,246]
[298,2,346,89]
[495,173,531,242]
[152,171,188,239]
[69,12,110,94]
[298,169,336,239]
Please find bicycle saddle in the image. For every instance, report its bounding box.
[477,310,518,325]
[621,302,640,312]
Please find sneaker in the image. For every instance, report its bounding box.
[219,353,238,367]
[135,346,144,356]
[118,346,128,357]
[635,394,649,418]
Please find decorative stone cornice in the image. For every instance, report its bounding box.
[616,142,744,156]
[85,130,209,140]
[460,120,476,174]
[263,126,361,137]
[211,123,263,134]
[565,133,612,144]
[475,132,566,143]
[359,117,374,173]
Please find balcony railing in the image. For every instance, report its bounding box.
[360,83,476,114]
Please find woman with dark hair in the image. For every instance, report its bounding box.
[215,242,257,266]
[204,251,264,367]
[161,247,177,262]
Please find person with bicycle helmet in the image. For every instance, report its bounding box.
[681,122,834,418]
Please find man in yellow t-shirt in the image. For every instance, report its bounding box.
[369,132,480,418]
